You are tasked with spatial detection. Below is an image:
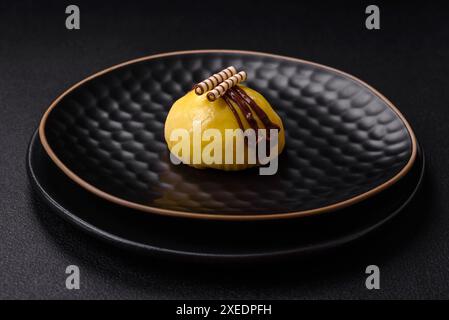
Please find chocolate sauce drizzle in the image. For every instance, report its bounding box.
[222,95,245,131]
[222,86,280,141]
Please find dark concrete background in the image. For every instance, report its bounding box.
[0,0,447,299]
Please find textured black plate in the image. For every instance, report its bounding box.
[39,50,417,220]
[28,130,424,261]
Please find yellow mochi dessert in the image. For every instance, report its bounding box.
[164,85,285,171]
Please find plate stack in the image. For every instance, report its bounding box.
[27,51,424,262]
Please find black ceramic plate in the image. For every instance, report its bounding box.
[28,130,424,261]
[39,50,417,220]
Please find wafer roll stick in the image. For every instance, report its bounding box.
[194,66,237,95]
[206,71,247,102]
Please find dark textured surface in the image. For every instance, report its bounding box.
[1,0,449,299]
[44,52,413,215]
[28,130,424,259]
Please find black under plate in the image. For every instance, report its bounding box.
[27,130,424,262]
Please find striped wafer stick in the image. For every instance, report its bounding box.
[194,66,237,95]
[206,71,247,102]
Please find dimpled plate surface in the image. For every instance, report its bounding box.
[40,51,416,219]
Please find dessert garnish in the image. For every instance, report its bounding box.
[193,66,237,95]
[164,66,285,173]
